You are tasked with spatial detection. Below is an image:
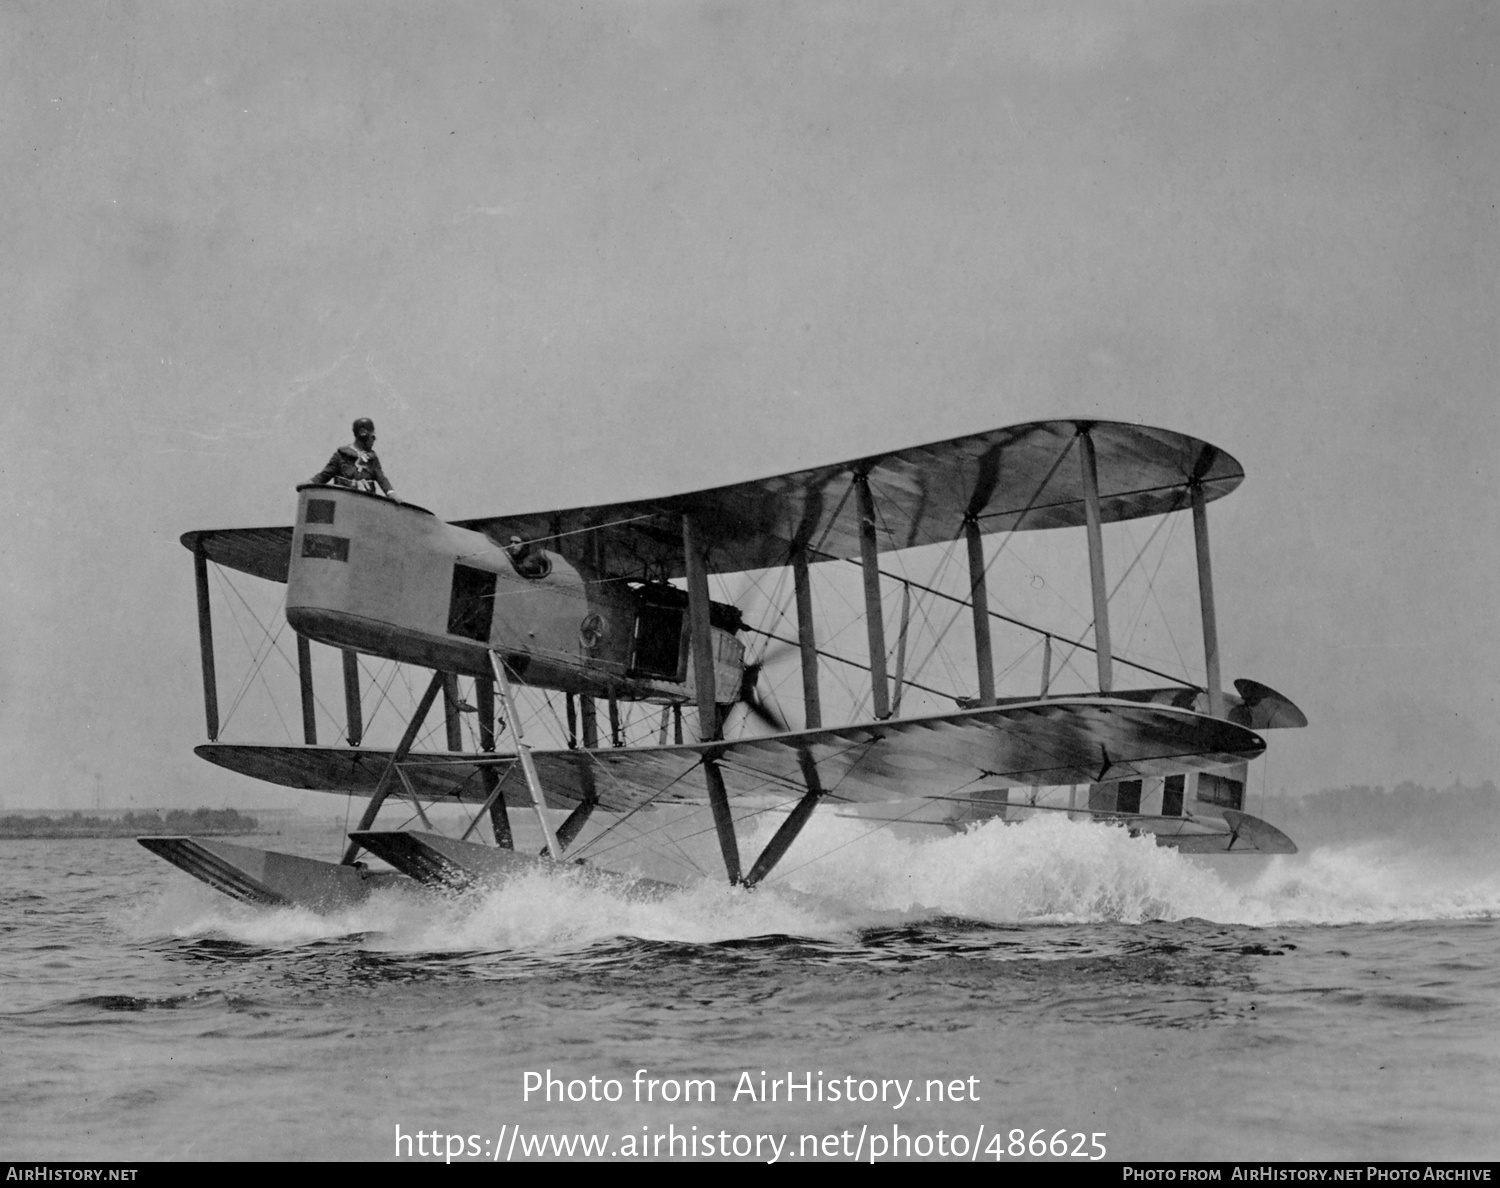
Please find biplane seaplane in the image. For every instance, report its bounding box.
[142,418,1305,912]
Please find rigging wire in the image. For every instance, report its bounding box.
[1119,519,1190,680]
[860,439,1079,700]
[209,565,297,742]
[568,761,706,871]
[354,656,407,745]
[199,442,1231,887]
[1138,515,1193,683]
[759,743,965,885]
[1051,506,1186,691]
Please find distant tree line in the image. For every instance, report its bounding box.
[1258,780,1497,847]
[0,807,259,839]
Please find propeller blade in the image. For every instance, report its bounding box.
[719,655,792,735]
[744,690,789,734]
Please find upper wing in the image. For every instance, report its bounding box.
[183,526,295,584]
[196,698,1264,813]
[183,419,1242,583]
[456,418,1242,579]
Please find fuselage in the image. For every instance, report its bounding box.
[285,485,744,704]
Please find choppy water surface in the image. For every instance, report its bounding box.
[2,813,1497,1162]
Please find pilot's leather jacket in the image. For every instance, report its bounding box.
[308,444,394,496]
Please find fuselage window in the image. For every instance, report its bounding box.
[1161,773,1186,816]
[448,564,497,642]
[1196,771,1245,811]
[301,533,349,562]
[630,601,687,681]
[1113,779,1143,815]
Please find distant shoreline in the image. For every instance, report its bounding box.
[0,808,261,841]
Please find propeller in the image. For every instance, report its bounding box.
[713,573,799,734]
[736,658,789,733]
[721,641,797,734]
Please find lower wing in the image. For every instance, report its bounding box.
[197,698,1263,814]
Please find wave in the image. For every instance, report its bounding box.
[130,814,1500,951]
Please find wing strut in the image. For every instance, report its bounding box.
[1190,480,1226,719]
[964,516,996,706]
[459,760,514,842]
[340,670,445,865]
[543,750,599,856]
[192,541,219,741]
[491,652,562,861]
[341,650,364,746]
[296,633,317,745]
[855,474,892,718]
[542,692,601,853]
[742,748,826,889]
[684,512,741,884]
[792,545,822,729]
[580,694,599,748]
[1078,426,1114,693]
[551,799,597,854]
[441,674,464,751]
[891,582,912,716]
[474,675,512,847]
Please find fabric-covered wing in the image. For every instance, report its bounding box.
[183,526,295,584]
[455,418,1243,579]
[194,742,515,801]
[196,698,1263,813]
[181,419,1241,584]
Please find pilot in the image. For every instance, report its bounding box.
[506,534,548,579]
[308,417,398,500]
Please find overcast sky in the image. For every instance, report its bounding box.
[3,1,1496,810]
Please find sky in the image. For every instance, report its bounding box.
[2,1,1496,810]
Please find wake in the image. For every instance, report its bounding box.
[129,813,1500,951]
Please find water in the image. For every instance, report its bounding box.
[2,812,1497,1162]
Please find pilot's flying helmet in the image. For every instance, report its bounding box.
[352,417,376,437]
